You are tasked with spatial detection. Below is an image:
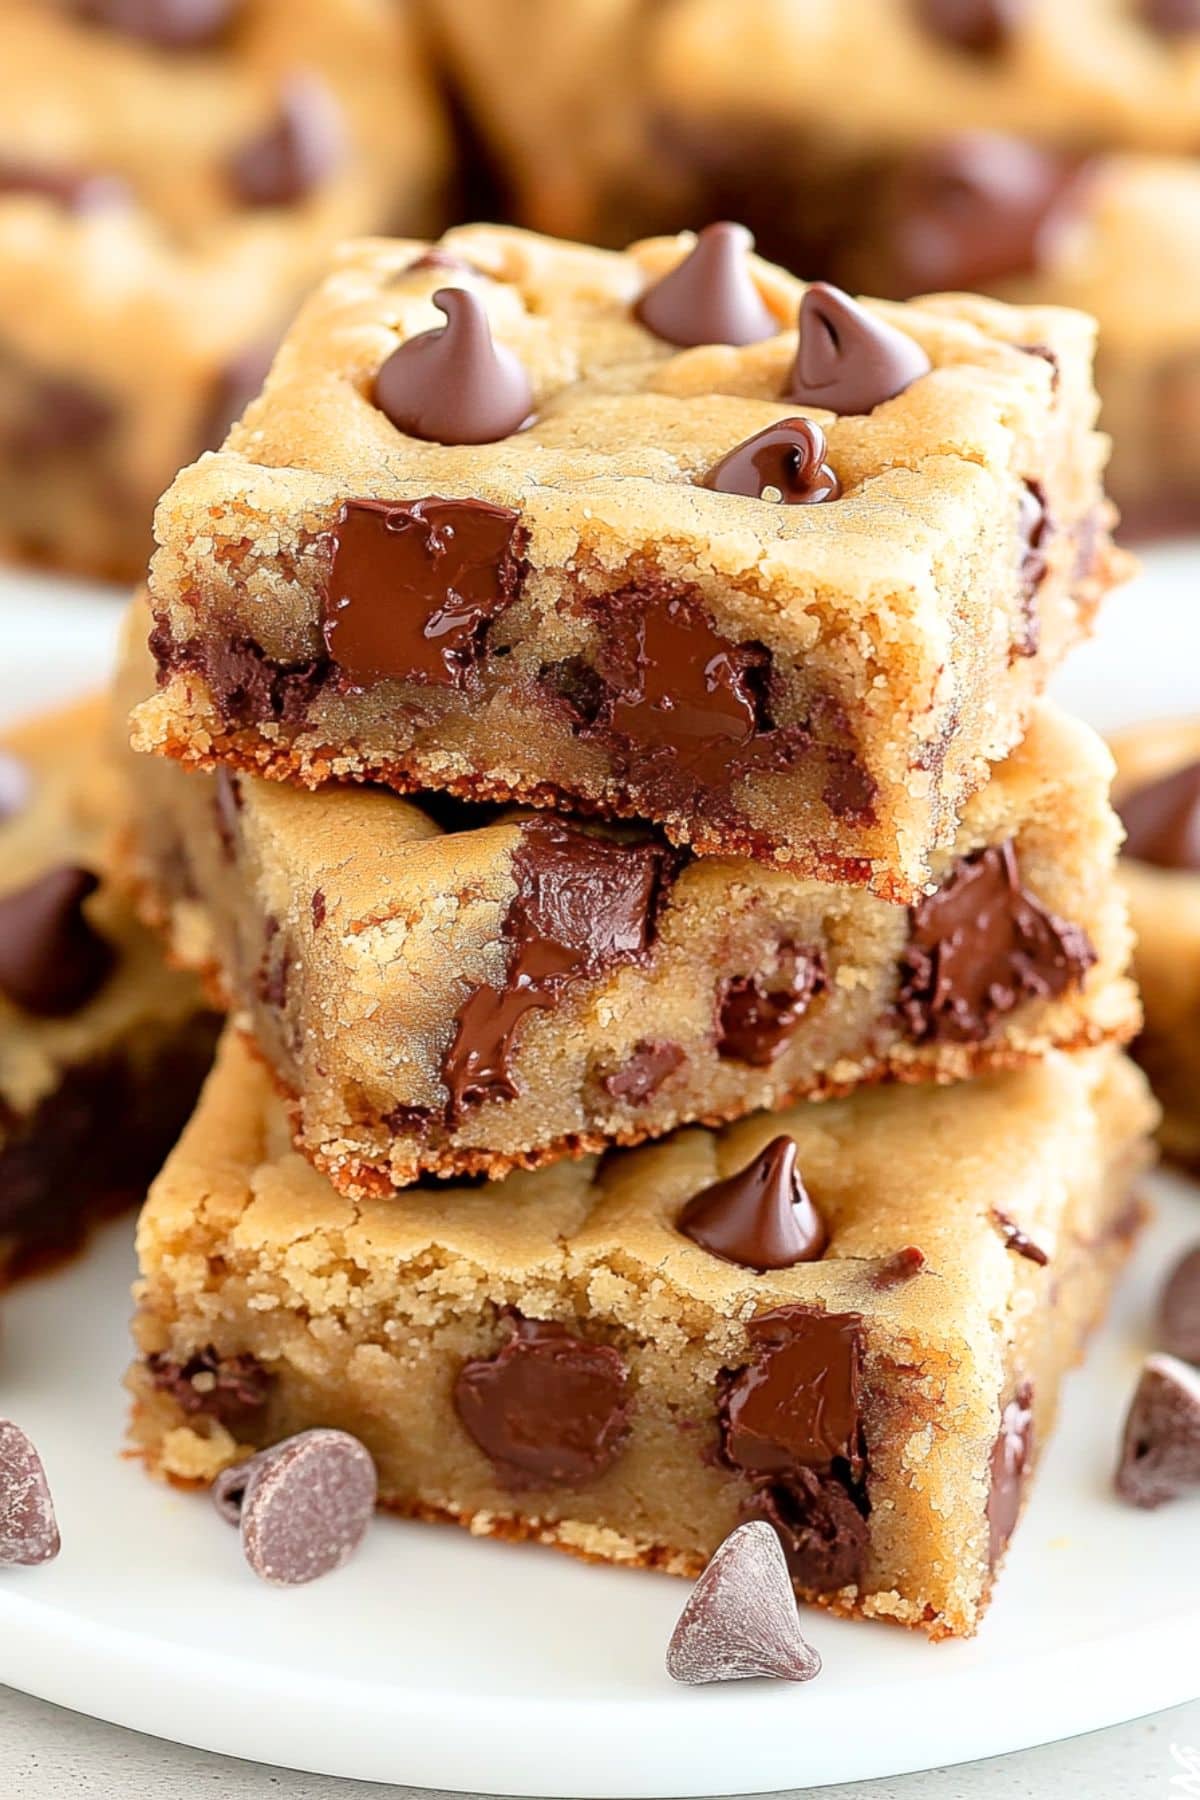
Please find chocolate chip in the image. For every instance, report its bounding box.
[442,820,673,1123]
[1015,481,1050,658]
[9,376,114,458]
[73,0,240,46]
[872,1246,927,1288]
[0,159,130,213]
[882,134,1086,294]
[702,417,840,504]
[322,496,525,690]
[635,222,777,349]
[897,840,1095,1044]
[373,288,533,445]
[719,1308,864,1476]
[454,1313,630,1489]
[228,74,343,208]
[716,947,825,1066]
[1141,0,1200,34]
[1115,1355,1200,1509]
[0,753,31,823]
[237,1430,377,1585]
[600,1039,685,1105]
[747,1468,869,1593]
[785,283,931,416]
[310,888,327,930]
[147,1347,272,1425]
[991,1209,1049,1266]
[0,1421,60,1566]
[666,1521,822,1685]
[680,1137,828,1272]
[911,0,1024,53]
[986,1381,1034,1564]
[1118,759,1200,871]
[0,866,113,1018]
[1161,1246,1200,1364]
[211,1458,253,1526]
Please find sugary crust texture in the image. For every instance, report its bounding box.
[0,0,448,580]
[137,223,1125,900]
[1111,716,1200,1165]
[117,586,1138,1192]
[128,1031,1156,1639]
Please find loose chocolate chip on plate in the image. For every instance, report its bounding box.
[912,0,1024,53]
[1115,1355,1200,1509]
[1161,1245,1200,1364]
[237,1429,377,1585]
[1117,759,1200,871]
[785,283,931,416]
[679,1136,828,1272]
[454,1313,630,1489]
[986,1381,1034,1564]
[666,1520,822,1685]
[73,0,241,46]
[703,417,840,504]
[229,73,344,209]
[0,866,114,1018]
[635,222,777,349]
[0,1420,60,1566]
[373,288,533,445]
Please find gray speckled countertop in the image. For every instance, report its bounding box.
[3,1690,1198,1798]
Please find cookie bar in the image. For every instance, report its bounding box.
[118,585,1137,1188]
[134,224,1123,900]
[0,0,447,582]
[127,1031,1156,1640]
[1111,717,1200,1166]
[0,696,218,1281]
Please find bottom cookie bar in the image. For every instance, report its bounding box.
[128,1032,1154,1639]
[1111,717,1200,1166]
[0,697,218,1280]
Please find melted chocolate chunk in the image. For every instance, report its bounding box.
[1015,481,1050,658]
[912,0,1024,53]
[0,159,130,212]
[600,1039,685,1105]
[0,866,114,1018]
[149,622,325,730]
[717,947,826,1066]
[897,841,1095,1044]
[746,1468,869,1594]
[703,417,840,504]
[1141,0,1200,33]
[454,1312,630,1489]
[986,1381,1034,1564]
[228,74,344,208]
[373,288,534,445]
[321,496,525,691]
[441,820,674,1123]
[882,133,1086,295]
[73,0,241,47]
[991,1208,1049,1266]
[785,283,931,416]
[635,222,777,349]
[1118,759,1200,871]
[679,1136,828,1272]
[1160,1245,1200,1365]
[147,1346,273,1426]
[719,1307,864,1477]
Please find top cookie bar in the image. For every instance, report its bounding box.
[136,224,1123,898]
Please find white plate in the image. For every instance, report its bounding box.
[0,555,1197,1797]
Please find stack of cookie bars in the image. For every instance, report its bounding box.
[115,223,1157,1640]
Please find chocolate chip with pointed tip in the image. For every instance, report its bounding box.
[1115,1355,1200,1509]
[0,1421,60,1566]
[1161,1245,1200,1365]
[667,1520,821,1685]
[373,288,534,445]
[703,417,840,505]
[785,283,931,416]
[635,223,777,350]
[228,73,344,209]
[912,0,1024,53]
[73,0,241,46]
[238,1429,377,1585]
[1118,760,1200,871]
[679,1137,828,1272]
[0,866,114,1018]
